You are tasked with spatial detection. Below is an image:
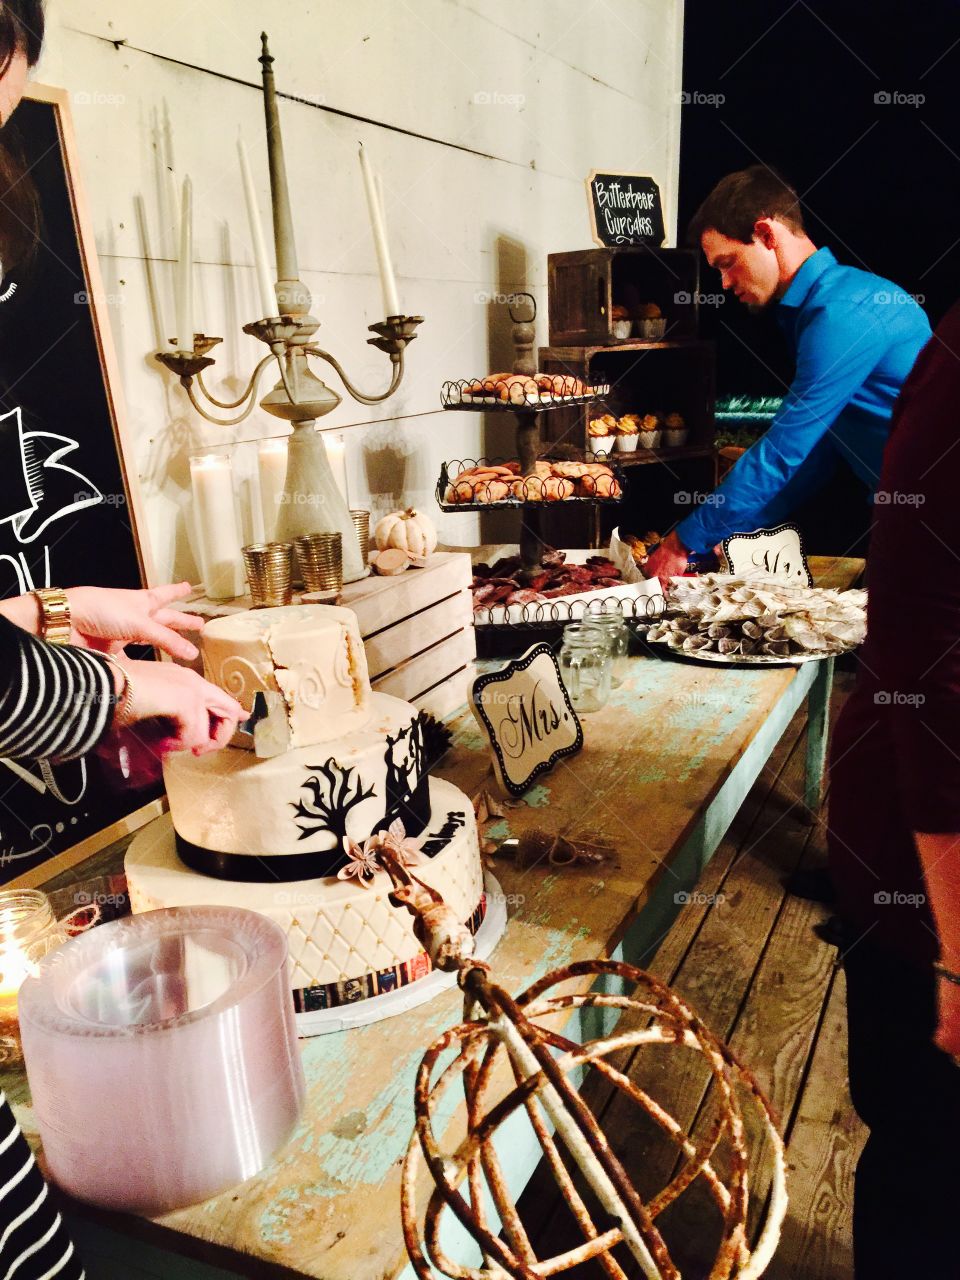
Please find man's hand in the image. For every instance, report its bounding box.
[642,530,691,589]
[67,583,203,661]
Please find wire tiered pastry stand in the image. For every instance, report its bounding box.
[439,378,667,653]
[439,378,616,582]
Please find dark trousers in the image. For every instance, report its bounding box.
[843,938,960,1277]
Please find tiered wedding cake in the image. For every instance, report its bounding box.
[125,604,486,1014]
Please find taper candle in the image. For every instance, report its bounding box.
[164,166,180,332]
[238,140,278,321]
[358,145,400,317]
[190,451,244,600]
[176,177,194,352]
[257,436,288,541]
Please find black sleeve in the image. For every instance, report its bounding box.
[0,1091,85,1278]
[0,616,116,762]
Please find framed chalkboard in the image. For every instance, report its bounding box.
[0,85,162,887]
[586,170,665,247]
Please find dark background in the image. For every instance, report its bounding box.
[679,0,959,395]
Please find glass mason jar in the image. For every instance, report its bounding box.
[0,890,70,1066]
[585,612,631,687]
[558,624,613,714]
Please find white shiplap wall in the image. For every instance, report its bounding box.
[35,0,683,583]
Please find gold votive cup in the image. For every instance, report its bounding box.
[294,532,343,593]
[350,509,371,565]
[242,541,293,607]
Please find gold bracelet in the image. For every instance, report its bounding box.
[98,653,135,728]
[33,587,71,645]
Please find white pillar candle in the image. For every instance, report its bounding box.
[238,140,278,321]
[323,433,349,507]
[176,177,194,352]
[258,436,288,542]
[190,452,244,601]
[358,145,400,318]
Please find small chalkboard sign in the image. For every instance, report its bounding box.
[586,171,665,247]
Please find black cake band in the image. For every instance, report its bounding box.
[174,771,433,882]
[292,896,488,1013]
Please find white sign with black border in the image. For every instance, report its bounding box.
[719,523,813,587]
[469,644,583,798]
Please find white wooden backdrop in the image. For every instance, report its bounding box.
[35,0,683,583]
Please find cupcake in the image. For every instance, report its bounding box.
[615,413,641,452]
[634,302,667,341]
[588,413,617,455]
[663,412,689,447]
[610,303,632,341]
[637,413,661,449]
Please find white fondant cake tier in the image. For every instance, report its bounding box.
[126,778,485,1001]
[202,603,371,748]
[162,692,429,878]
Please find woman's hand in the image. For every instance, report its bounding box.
[67,583,203,660]
[119,660,245,756]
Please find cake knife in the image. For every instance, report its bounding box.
[233,691,292,758]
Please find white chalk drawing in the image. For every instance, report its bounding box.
[0,404,103,817]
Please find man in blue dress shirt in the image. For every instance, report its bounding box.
[644,167,932,584]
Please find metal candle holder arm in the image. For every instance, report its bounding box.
[155,312,423,428]
[379,848,788,1280]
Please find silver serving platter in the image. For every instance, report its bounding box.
[645,635,844,667]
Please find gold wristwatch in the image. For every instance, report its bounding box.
[34,587,72,645]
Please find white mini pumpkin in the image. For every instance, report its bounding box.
[373,508,438,559]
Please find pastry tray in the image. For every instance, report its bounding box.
[642,635,839,667]
[441,378,609,410]
[437,456,625,511]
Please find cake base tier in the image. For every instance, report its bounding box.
[126,778,488,1023]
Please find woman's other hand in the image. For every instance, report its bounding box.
[68,582,203,660]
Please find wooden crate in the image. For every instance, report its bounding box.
[548,246,701,347]
[182,552,476,721]
[340,552,475,717]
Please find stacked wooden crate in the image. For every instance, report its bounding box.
[340,552,474,720]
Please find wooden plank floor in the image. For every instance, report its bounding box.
[518,673,865,1279]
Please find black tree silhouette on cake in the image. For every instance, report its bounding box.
[374,715,426,835]
[293,760,375,847]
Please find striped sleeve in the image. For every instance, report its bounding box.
[0,617,115,763]
[0,1092,84,1279]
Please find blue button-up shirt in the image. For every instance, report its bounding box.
[676,247,933,553]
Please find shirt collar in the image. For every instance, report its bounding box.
[777,246,836,310]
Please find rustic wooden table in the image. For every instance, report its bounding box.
[12,556,864,1280]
